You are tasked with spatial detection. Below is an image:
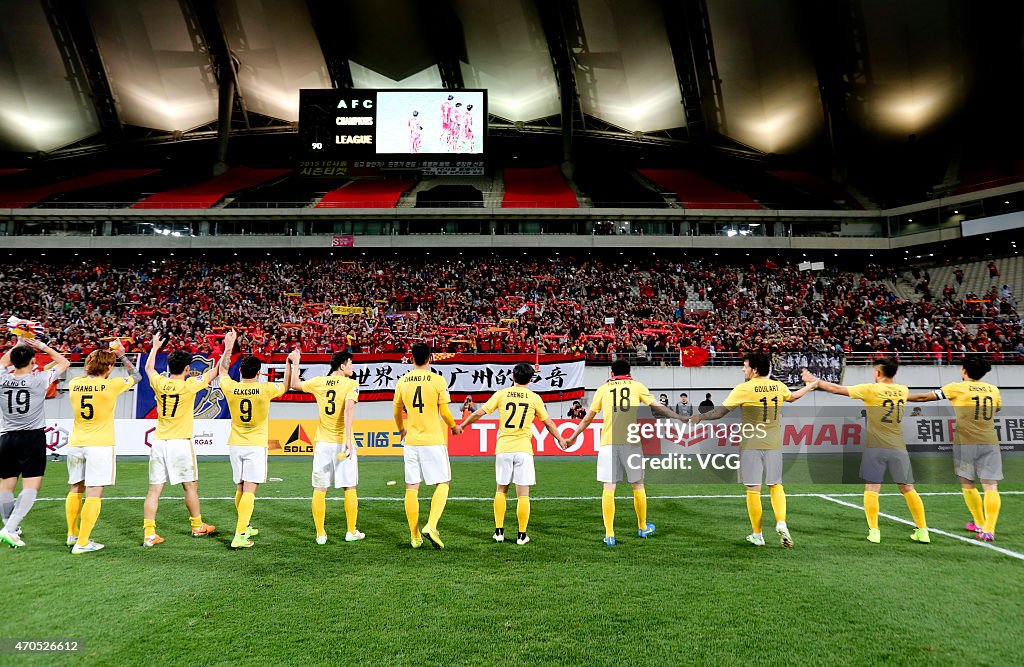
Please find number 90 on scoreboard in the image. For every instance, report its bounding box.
[299,89,486,175]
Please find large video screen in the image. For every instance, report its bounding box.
[299,89,486,176]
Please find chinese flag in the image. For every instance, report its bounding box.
[680,346,709,367]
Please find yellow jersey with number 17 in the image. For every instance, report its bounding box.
[722,377,792,450]
[150,373,210,440]
[393,370,456,446]
[301,375,360,443]
[483,386,549,454]
[220,377,286,447]
[848,382,909,449]
[68,376,136,447]
[589,378,655,447]
[938,380,1002,445]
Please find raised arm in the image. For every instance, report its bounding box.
[218,330,238,377]
[25,338,71,376]
[287,348,304,391]
[111,339,142,384]
[802,369,849,396]
[145,333,165,378]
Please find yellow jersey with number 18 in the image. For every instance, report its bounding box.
[150,373,210,440]
[68,376,136,447]
[220,377,286,447]
[848,382,909,449]
[483,387,549,455]
[393,370,456,446]
[301,375,360,443]
[938,381,1002,445]
[588,378,655,447]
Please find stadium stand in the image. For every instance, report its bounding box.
[637,169,762,209]
[132,166,291,209]
[769,170,864,210]
[315,179,417,208]
[0,168,159,208]
[2,254,1017,363]
[954,161,1024,195]
[501,166,579,208]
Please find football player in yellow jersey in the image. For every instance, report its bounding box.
[217,330,291,549]
[459,362,568,545]
[692,353,817,548]
[140,333,219,547]
[393,343,462,549]
[566,359,683,547]
[908,356,1003,541]
[65,340,141,554]
[288,348,363,545]
[804,356,930,544]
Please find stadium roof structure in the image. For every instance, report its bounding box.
[0,0,1021,204]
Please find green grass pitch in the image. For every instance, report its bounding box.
[3,457,1023,666]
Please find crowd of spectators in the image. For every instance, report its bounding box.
[0,254,1020,363]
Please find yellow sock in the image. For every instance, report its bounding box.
[517,496,530,533]
[144,519,156,538]
[427,483,449,529]
[344,488,358,534]
[312,489,327,537]
[405,489,420,539]
[77,497,102,547]
[235,490,242,509]
[189,515,203,530]
[746,490,763,534]
[902,489,927,529]
[769,484,787,523]
[235,492,255,536]
[494,491,507,529]
[633,488,648,530]
[962,488,985,530]
[984,489,1001,535]
[864,491,880,529]
[602,489,615,538]
[65,492,83,537]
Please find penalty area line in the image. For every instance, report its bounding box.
[814,494,1024,562]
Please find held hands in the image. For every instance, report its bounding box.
[555,436,570,451]
[451,424,464,436]
[801,368,819,385]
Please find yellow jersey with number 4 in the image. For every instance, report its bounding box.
[68,376,136,447]
[938,381,1002,445]
[301,375,359,443]
[220,377,285,447]
[150,373,210,440]
[483,387,549,454]
[722,377,792,450]
[393,370,455,446]
[848,382,909,449]
[589,378,654,447]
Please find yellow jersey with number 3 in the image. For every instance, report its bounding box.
[220,377,285,447]
[393,370,455,446]
[301,375,359,443]
[848,382,909,449]
[589,378,654,447]
[150,373,210,440]
[483,387,549,454]
[68,376,136,447]
[938,381,1002,445]
[722,377,792,450]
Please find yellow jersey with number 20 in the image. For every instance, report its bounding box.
[848,382,909,450]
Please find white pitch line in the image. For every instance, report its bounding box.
[814,494,1024,562]
[33,491,1024,502]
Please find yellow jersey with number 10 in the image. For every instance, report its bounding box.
[483,386,549,454]
[220,377,286,447]
[848,382,909,449]
[939,381,1002,445]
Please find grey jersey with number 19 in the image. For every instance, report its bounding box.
[0,370,54,432]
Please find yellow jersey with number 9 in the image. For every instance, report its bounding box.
[220,377,285,447]
[68,376,136,447]
[848,382,909,449]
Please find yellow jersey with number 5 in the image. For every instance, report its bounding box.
[848,382,909,449]
[220,377,286,447]
[68,376,136,447]
[589,378,654,447]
